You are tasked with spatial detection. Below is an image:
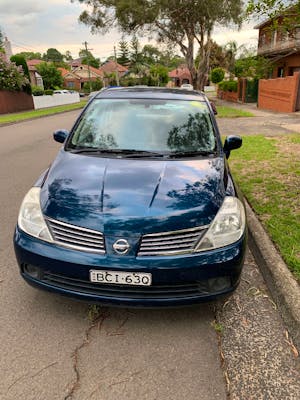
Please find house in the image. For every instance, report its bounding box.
[26,59,44,88]
[100,60,128,77]
[168,65,192,87]
[254,7,300,112]
[58,68,81,90]
[71,64,104,89]
[255,8,300,78]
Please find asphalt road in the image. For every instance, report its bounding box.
[0,112,227,400]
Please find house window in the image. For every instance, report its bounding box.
[67,81,75,88]
[277,67,284,77]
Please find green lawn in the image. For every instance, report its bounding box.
[229,134,300,280]
[216,105,254,118]
[0,100,88,125]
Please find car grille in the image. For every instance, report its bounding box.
[41,271,208,299]
[138,226,209,256]
[46,218,105,254]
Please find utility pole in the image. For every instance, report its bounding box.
[83,41,92,93]
[113,45,120,86]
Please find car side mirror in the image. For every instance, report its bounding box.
[53,129,69,143]
[210,101,218,115]
[223,135,242,159]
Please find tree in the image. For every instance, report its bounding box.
[13,51,42,60]
[149,64,169,86]
[75,0,243,90]
[141,44,161,65]
[0,58,29,91]
[0,26,4,51]
[10,55,30,79]
[79,48,100,68]
[36,62,63,89]
[43,48,64,63]
[130,35,143,66]
[224,41,239,78]
[118,38,130,65]
[10,54,32,94]
[247,0,300,23]
[64,50,73,62]
[234,56,272,79]
[210,67,225,84]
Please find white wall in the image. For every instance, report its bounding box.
[32,93,80,110]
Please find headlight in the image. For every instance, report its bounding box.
[18,187,53,242]
[195,196,246,252]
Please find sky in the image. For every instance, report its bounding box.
[0,0,260,61]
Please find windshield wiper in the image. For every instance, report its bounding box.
[68,148,166,157]
[168,150,217,158]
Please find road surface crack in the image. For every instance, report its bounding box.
[64,307,110,400]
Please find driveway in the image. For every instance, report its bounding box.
[0,111,299,400]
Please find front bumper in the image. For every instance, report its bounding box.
[14,227,247,307]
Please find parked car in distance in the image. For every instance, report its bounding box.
[14,87,247,307]
[53,90,70,94]
[180,83,194,90]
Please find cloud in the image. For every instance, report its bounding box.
[0,0,44,15]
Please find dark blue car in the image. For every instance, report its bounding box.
[14,87,247,307]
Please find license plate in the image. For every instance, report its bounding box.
[89,270,152,286]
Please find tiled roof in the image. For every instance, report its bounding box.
[168,66,191,79]
[100,60,128,74]
[27,59,44,67]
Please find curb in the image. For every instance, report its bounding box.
[246,201,300,349]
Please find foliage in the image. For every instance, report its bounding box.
[79,48,100,68]
[75,0,244,90]
[234,56,272,79]
[44,89,54,95]
[247,0,300,32]
[13,51,42,60]
[149,64,169,85]
[10,55,30,79]
[64,50,73,62]
[210,67,225,84]
[117,38,130,65]
[31,86,45,96]
[82,78,103,93]
[10,55,32,94]
[43,48,64,63]
[36,62,63,89]
[0,58,30,91]
[0,25,4,50]
[218,80,238,92]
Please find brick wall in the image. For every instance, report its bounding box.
[0,91,34,114]
[258,73,300,113]
[217,89,238,102]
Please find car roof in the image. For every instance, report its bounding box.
[94,86,207,101]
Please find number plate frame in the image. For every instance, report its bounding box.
[89,270,152,286]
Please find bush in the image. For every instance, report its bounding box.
[218,80,238,92]
[31,86,44,96]
[0,58,30,91]
[44,89,53,95]
[210,67,225,84]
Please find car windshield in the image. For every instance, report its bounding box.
[68,98,216,156]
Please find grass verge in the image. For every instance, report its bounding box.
[0,100,88,125]
[229,134,300,280]
[217,106,254,118]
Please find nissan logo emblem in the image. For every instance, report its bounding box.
[112,239,130,255]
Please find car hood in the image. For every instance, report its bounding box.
[40,150,227,236]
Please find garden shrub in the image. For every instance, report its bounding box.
[218,80,238,92]
[31,86,44,96]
